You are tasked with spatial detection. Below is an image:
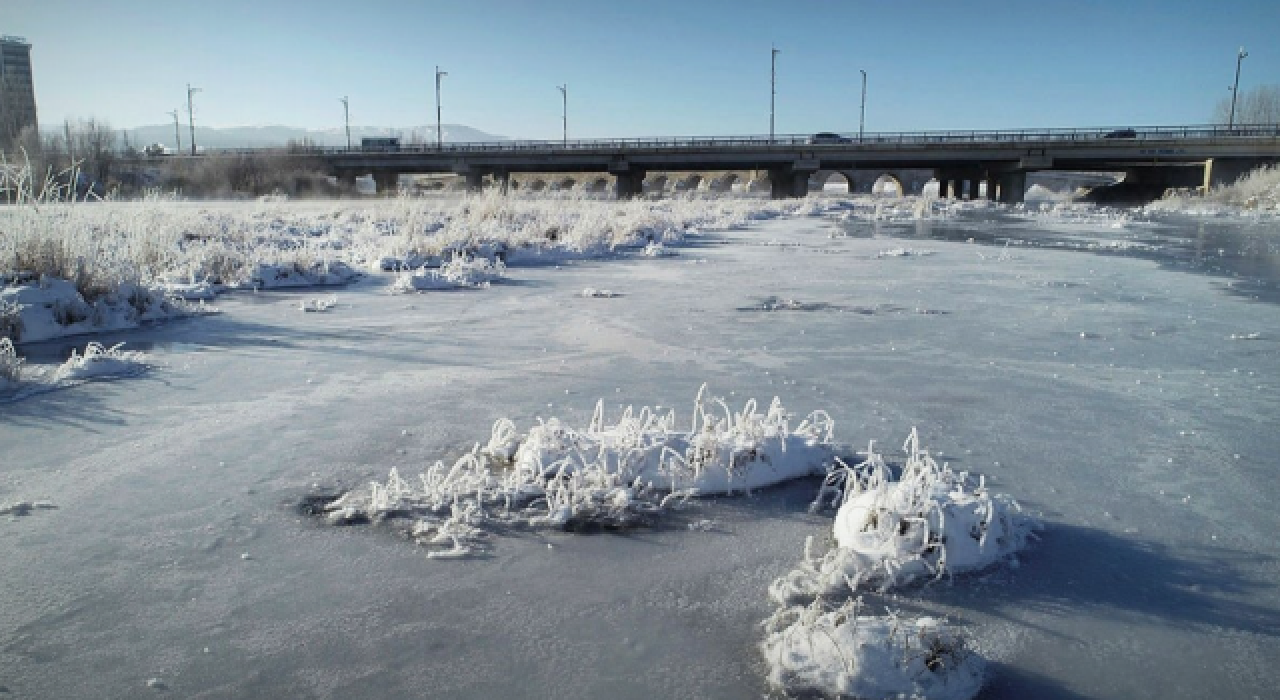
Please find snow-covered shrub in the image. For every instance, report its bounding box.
[313,385,836,554]
[770,429,1036,603]
[53,342,149,382]
[762,597,984,700]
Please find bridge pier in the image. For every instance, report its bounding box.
[613,169,646,199]
[998,171,1027,204]
[373,171,399,195]
[986,175,998,201]
[464,171,485,193]
[768,167,815,199]
[336,172,357,190]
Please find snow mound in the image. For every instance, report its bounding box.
[0,276,201,345]
[54,342,150,382]
[1149,164,1280,214]
[389,255,506,292]
[249,260,360,289]
[312,385,836,553]
[580,288,619,298]
[762,597,984,700]
[770,429,1036,603]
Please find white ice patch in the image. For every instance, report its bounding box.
[876,247,935,258]
[762,597,984,700]
[770,429,1037,603]
[580,288,619,298]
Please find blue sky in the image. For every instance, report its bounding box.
[6,0,1278,138]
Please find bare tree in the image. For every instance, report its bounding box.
[1213,85,1280,125]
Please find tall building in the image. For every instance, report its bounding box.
[0,35,38,150]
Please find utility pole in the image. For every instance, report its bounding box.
[859,70,867,142]
[187,84,202,155]
[168,109,182,154]
[435,66,447,149]
[558,84,567,145]
[770,46,780,142]
[1228,46,1248,130]
[340,96,351,150]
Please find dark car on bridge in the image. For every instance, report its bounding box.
[1103,128,1138,139]
[808,132,853,144]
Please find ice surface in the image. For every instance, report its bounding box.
[2,193,1279,699]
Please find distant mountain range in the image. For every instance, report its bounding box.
[100,124,507,150]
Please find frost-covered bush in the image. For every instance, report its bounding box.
[762,597,984,700]
[770,429,1037,603]
[314,385,836,556]
[388,254,506,292]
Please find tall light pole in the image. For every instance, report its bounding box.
[168,109,182,154]
[859,70,867,142]
[558,84,567,145]
[770,45,780,142]
[186,84,201,155]
[1228,46,1248,130]
[340,96,351,150]
[435,66,447,149]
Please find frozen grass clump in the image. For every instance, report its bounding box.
[1149,164,1280,214]
[762,597,984,700]
[770,429,1037,604]
[249,260,360,289]
[312,385,836,555]
[388,254,506,292]
[0,337,25,389]
[298,295,338,312]
[54,342,150,382]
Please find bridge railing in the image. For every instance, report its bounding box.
[141,124,1280,158]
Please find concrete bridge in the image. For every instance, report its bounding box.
[156,125,1280,201]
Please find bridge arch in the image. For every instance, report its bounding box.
[674,174,702,192]
[708,173,740,192]
[814,170,855,193]
[552,177,576,191]
[872,173,905,197]
[585,177,609,193]
[645,174,669,194]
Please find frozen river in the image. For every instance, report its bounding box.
[2,198,1278,699]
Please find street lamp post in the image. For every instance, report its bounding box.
[168,109,182,154]
[435,66,447,149]
[340,96,351,150]
[1228,46,1248,130]
[558,84,567,145]
[187,84,201,155]
[859,70,867,142]
[770,46,780,142]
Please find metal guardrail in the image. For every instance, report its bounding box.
[138,124,1280,158]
